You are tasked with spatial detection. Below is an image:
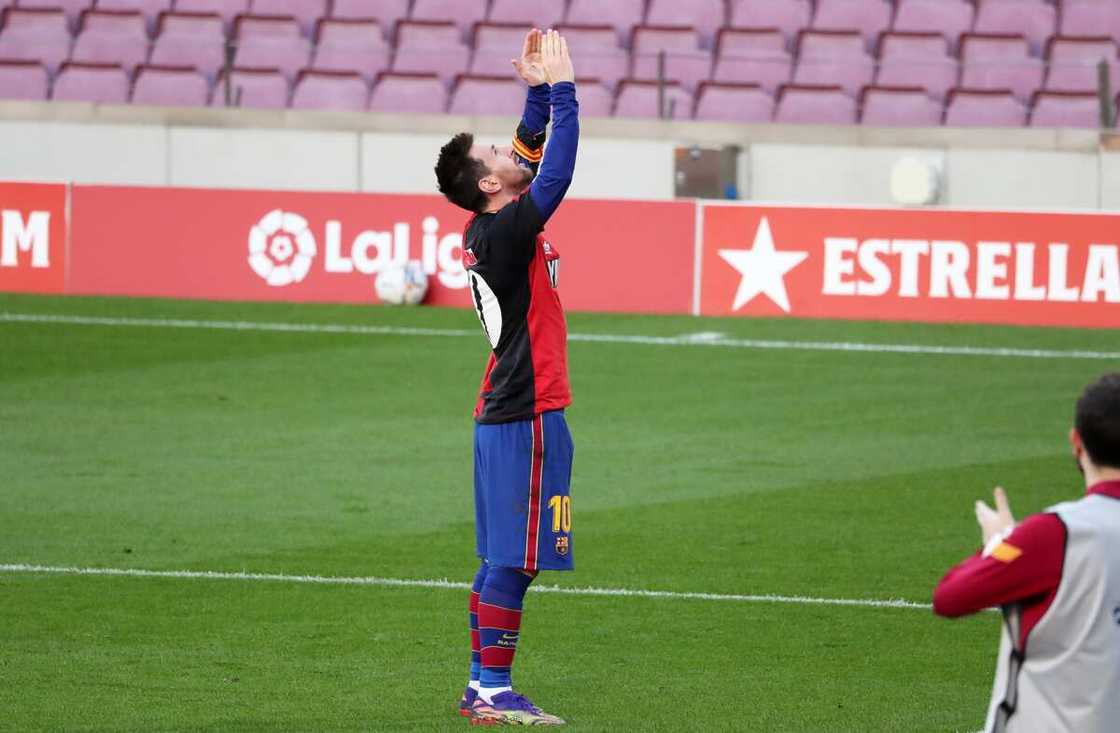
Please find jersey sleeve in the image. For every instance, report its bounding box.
[932,512,1067,618]
[512,84,550,173]
[528,81,578,223]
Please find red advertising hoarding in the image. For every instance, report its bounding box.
[0,182,68,295]
[697,202,1120,328]
[2,179,1118,329]
[68,186,695,315]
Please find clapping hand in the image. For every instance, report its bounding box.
[976,486,1016,546]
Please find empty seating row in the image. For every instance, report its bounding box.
[3,4,1119,103]
[1,57,1112,130]
[7,1,1120,48]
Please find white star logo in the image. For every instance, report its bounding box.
[718,217,808,313]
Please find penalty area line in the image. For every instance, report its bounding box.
[1,312,1117,361]
[0,563,931,612]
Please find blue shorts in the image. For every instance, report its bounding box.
[474,410,574,572]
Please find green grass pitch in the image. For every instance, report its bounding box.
[1,292,1111,732]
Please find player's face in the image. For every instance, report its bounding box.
[472,144,534,192]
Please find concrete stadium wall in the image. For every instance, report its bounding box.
[1,100,1119,209]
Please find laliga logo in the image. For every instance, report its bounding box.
[247,210,466,289]
[248,210,317,287]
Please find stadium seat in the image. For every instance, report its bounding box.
[613,79,693,119]
[368,71,447,113]
[212,65,289,107]
[574,77,613,116]
[1030,90,1103,128]
[774,83,855,123]
[15,0,88,31]
[52,61,130,103]
[71,10,151,74]
[812,0,891,50]
[410,0,488,38]
[0,58,48,99]
[312,18,388,81]
[172,0,248,29]
[729,0,812,48]
[233,14,310,81]
[1045,36,1120,94]
[96,0,173,34]
[860,85,943,126]
[973,0,1056,55]
[645,0,726,48]
[711,27,791,94]
[448,73,523,116]
[943,87,1026,126]
[630,25,713,92]
[249,0,325,36]
[1060,1,1120,41]
[331,0,409,30]
[693,81,773,122]
[792,30,874,97]
[487,0,564,32]
[556,24,629,89]
[469,22,531,77]
[131,63,210,105]
[150,12,226,79]
[0,7,73,72]
[291,68,369,110]
[960,34,1043,104]
[876,32,959,101]
[392,20,469,83]
[564,0,644,46]
[891,0,974,50]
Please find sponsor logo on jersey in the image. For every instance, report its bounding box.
[542,240,560,288]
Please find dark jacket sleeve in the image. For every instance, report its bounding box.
[932,512,1066,618]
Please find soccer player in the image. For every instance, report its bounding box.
[933,373,1120,732]
[433,28,577,727]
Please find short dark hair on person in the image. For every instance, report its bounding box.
[1075,373,1120,469]
[435,132,488,213]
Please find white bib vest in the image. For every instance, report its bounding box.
[985,494,1120,732]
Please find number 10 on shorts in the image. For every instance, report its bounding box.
[548,495,572,533]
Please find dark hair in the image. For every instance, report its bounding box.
[1076,373,1120,469]
[435,132,488,213]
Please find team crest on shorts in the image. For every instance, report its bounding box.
[555,536,569,556]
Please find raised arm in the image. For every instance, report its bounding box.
[512,29,550,172]
[933,511,1066,618]
[528,31,578,224]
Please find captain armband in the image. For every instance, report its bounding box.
[513,123,546,164]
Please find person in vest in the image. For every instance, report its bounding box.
[933,372,1120,732]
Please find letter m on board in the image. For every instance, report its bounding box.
[1,210,51,268]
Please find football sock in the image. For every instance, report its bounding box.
[468,561,488,685]
[478,567,536,692]
[478,685,512,703]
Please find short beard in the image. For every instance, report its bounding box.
[516,165,535,190]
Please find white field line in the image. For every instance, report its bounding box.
[2,312,1117,361]
[0,563,931,611]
